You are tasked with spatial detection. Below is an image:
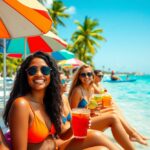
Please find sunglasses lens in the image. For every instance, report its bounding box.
[26,66,37,76]
[61,79,66,85]
[80,73,86,77]
[87,72,92,77]
[99,75,103,78]
[41,66,51,75]
[26,66,51,76]
[80,72,92,77]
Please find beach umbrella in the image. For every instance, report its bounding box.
[6,54,22,58]
[0,0,52,38]
[58,58,84,68]
[0,0,53,106]
[5,31,67,57]
[51,49,74,61]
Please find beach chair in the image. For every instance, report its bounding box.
[0,127,10,150]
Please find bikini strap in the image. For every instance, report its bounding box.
[27,101,35,116]
[80,86,84,98]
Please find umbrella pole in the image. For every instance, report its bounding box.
[3,39,7,106]
[24,37,27,58]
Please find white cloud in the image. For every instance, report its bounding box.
[65,6,76,14]
[44,0,53,8]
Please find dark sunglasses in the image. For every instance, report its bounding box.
[80,72,93,78]
[97,75,104,78]
[61,79,67,85]
[26,66,52,76]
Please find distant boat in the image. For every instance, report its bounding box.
[103,79,137,83]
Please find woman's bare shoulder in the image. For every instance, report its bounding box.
[72,86,81,94]
[8,97,30,124]
[11,97,29,111]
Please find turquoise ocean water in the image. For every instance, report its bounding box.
[0,75,150,149]
[103,75,150,149]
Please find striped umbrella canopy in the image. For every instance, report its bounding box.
[0,0,53,38]
[58,58,84,69]
[5,31,67,57]
[51,49,74,61]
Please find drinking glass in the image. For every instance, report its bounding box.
[72,108,90,139]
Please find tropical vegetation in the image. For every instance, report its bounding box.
[0,0,105,77]
[0,53,22,77]
[48,0,70,30]
[69,16,105,65]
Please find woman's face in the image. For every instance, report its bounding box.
[95,74,103,83]
[26,58,51,91]
[60,74,67,93]
[79,67,94,85]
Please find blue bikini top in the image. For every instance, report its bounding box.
[62,113,71,124]
[78,98,88,108]
[77,86,89,108]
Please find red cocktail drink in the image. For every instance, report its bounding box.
[72,108,90,139]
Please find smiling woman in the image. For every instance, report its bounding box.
[3,51,62,150]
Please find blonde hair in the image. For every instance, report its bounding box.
[68,64,94,101]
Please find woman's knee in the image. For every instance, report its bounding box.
[99,146,109,150]
[109,113,119,123]
[87,130,103,142]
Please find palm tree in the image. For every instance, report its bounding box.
[37,0,48,5]
[48,0,70,29]
[70,16,105,64]
[0,54,22,77]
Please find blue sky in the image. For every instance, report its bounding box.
[56,0,150,74]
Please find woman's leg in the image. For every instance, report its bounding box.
[91,113,135,150]
[84,146,109,150]
[101,102,148,145]
[58,130,119,150]
[116,110,148,145]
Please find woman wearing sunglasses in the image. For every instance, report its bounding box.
[93,70,148,145]
[3,52,62,150]
[93,70,105,94]
[69,64,135,150]
[55,72,119,150]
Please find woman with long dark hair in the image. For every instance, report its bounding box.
[3,51,62,150]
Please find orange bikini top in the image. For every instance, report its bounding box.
[28,104,56,143]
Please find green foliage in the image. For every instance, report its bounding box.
[0,0,105,76]
[48,0,70,29]
[69,16,105,65]
[0,54,22,77]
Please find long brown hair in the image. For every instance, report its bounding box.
[68,64,94,102]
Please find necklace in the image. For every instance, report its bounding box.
[30,99,43,105]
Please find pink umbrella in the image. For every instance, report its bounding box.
[58,58,84,68]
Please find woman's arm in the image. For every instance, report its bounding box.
[92,83,100,94]
[59,95,73,140]
[8,98,30,150]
